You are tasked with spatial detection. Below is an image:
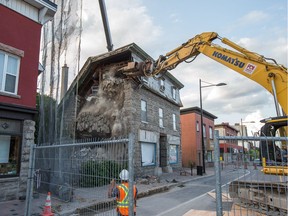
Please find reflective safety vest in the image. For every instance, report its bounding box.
[116,182,137,216]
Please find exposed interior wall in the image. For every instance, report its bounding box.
[76,65,130,138]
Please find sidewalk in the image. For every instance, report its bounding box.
[0,166,216,216]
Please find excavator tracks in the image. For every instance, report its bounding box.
[229,180,288,216]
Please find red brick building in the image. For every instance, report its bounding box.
[180,107,217,168]
[0,1,56,201]
[215,122,241,164]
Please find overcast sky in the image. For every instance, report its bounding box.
[75,0,287,134]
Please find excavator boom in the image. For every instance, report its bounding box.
[140,32,287,115]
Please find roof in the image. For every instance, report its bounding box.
[64,43,184,103]
[67,43,152,95]
[2,0,57,24]
[24,0,57,14]
[180,106,217,120]
[165,71,184,89]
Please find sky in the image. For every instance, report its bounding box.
[67,0,287,134]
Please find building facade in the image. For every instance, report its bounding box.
[0,0,56,201]
[180,107,217,168]
[58,43,184,177]
[234,123,251,152]
[215,122,241,164]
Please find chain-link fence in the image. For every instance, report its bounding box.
[214,131,288,216]
[25,134,136,216]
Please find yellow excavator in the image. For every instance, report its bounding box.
[120,32,288,214]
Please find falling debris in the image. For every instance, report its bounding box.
[76,66,129,137]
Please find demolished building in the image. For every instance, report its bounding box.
[59,43,184,176]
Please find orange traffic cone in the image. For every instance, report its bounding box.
[42,192,54,216]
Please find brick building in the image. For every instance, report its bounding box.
[59,43,184,177]
[0,0,56,201]
[215,122,241,164]
[180,107,217,168]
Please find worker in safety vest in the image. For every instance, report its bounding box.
[110,169,137,216]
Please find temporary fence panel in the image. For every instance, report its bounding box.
[25,135,136,216]
[214,131,288,216]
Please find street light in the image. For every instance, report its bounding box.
[200,79,227,174]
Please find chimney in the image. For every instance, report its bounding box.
[60,64,69,100]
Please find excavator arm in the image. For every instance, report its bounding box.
[120,32,288,214]
[137,32,287,115]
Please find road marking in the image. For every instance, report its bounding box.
[156,192,208,216]
[156,170,251,216]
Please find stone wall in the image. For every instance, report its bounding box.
[128,81,182,177]
[58,63,182,178]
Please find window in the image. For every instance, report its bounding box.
[159,79,165,91]
[207,150,213,162]
[196,121,199,132]
[169,144,178,164]
[142,77,148,84]
[172,114,176,131]
[141,100,147,122]
[0,51,20,94]
[209,126,213,139]
[203,124,206,137]
[91,85,98,95]
[159,108,164,128]
[0,119,22,177]
[171,87,176,100]
[141,143,156,166]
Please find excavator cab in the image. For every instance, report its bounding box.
[258,116,288,177]
[259,116,288,165]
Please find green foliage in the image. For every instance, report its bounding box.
[80,160,126,187]
[249,148,259,160]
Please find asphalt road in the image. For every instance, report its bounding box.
[136,169,247,216]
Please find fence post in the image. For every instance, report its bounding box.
[214,130,223,216]
[24,143,36,216]
[128,133,135,216]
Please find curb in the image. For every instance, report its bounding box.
[137,172,215,199]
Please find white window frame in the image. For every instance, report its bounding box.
[159,79,165,91]
[209,126,213,139]
[0,51,20,95]
[142,76,148,84]
[172,114,177,131]
[159,108,164,128]
[203,124,206,138]
[141,100,147,122]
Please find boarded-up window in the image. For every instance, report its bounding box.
[141,100,147,122]
[172,114,176,131]
[169,144,178,164]
[141,142,156,166]
[171,87,176,100]
[159,108,163,128]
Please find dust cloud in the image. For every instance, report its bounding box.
[76,67,129,138]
